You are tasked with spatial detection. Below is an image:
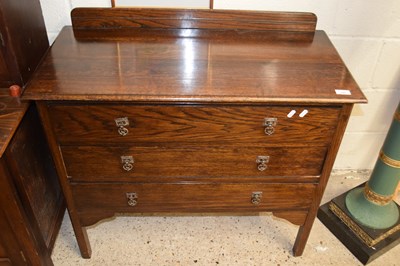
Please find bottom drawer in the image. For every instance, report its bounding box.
[71,182,317,226]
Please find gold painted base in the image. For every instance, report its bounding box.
[319,182,400,264]
[329,201,400,247]
[319,192,400,265]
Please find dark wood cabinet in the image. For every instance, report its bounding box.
[23,8,367,259]
[0,0,49,87]
[0,100,64,266]
[0,0,65,265]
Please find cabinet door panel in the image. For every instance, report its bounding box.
[6,106,63,248]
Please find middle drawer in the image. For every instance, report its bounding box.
[61,145,327,182]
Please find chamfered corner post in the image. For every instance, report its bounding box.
[35,101,92,258]
[293,104,355,256]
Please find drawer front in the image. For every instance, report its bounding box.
[49,104,340,145]
[71,183,316,220]
[61,145,327,182]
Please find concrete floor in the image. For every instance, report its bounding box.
[51,170,400,265]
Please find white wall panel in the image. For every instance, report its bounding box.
[333,0,400,38]
[330,37,382,89]
[71,0,111,8]
[334,133,387,169]
[114,0,209,8]
[346,90,400,133]
[372,41,400,89]
[39,0,71,43]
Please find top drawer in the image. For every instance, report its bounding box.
[47,104,340,145]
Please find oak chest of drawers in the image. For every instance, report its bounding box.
[23,8,367,258]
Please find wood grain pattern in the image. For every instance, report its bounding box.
[0,157,53,266]
[71,8,317,33]
[5,105,64,249]
[0,204,30,265]
[71,182,317,227]
[36,102,92,259]
[0,91,29,157]
[26,9,368,259]
[293,104,354,256]
[0,1,59,264]
[273,211,308,226]
[62,145,327,181]
[0,53,12,87]
[0,0,48,87]
[49,104,340,145]
[23,27,366,104]
[0,104,65,266]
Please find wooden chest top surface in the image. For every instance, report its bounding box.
[23,26,366,104]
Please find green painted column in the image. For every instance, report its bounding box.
[346,102,400,229]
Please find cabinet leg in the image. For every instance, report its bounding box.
[292,210,318,257]
[292,105,355,257]
[292,225,311,256]
[69,213,92,258]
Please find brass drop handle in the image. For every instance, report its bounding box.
[126,192,138,206]
[256,156,269,171]
[115,117,130,136]
[264,118,277,135]
[121,156,134,171]
[251,192,262,205]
